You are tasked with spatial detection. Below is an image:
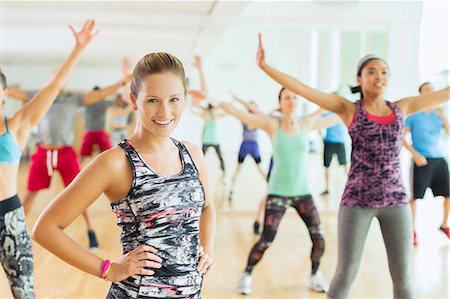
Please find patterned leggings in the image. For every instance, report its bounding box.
[245,194,324,274]
[0,195,35,299]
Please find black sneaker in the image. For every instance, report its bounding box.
[88,229,99,251]
[253,221,260,235]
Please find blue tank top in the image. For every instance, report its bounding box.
[0,117,22,165]
[108,139,205,298]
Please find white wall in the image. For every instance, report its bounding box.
[2,1,428,154]
[196,1,424,152]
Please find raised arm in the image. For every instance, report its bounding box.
[218,101,275,136]
[5,88,28,102]
[32,149,162,282]
[193,56,208,96]
[84,58,132,105]
[190,106,207,118]
[257,33,354,121]
[310,113,342,130]
[13,20,98,142]
[230,93,266,117]
[396,86,450,117]
[83,77,131,106]
[187,89,207,106]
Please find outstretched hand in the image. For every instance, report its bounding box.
[187,89,207,106]
[69,19,99,50]
[122,57,131,79]
[193,55,203,70]
[229,91,243,103]
[256,33,266,68]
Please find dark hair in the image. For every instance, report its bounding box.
[350,85,362,95]
[0,69,7,90]
[351,55,389,99]
[93,86,100,91]
[130,52,187,97]
[356,55,389,77]
[418,82,431,93]
[278,87,285,102]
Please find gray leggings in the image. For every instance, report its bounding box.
[328,205,414,299]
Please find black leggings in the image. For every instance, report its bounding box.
[202,144,225,174]
[245,194,324,275]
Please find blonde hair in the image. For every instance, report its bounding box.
[130,53,186,97]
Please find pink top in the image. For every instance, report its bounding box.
[348,100,396,127]
[364,107,396,124]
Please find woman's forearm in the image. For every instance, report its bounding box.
[33,220,103,278]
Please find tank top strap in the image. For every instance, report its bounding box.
[355,99,364,118]
[118,139,157,178]
[4,117,9,133]
[386,101,403,120]
[349,100,364,126]
[170,138,199,176]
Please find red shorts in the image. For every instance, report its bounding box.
[79,130,111,157]
[27,146,81,191]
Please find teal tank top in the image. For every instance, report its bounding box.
[268,123,310,196]
[0,117,22,165]
[202,119,219,145]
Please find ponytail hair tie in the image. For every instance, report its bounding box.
[350,85,361,94]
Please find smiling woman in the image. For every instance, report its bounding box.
[32,52,216,299]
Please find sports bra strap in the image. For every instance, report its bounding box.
[4,117,9,133]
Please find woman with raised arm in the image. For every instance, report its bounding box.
[32,52,216,299]
[0,19,97,299]
[227,94,266,203]
[217,88,339,294]
[190,56,227,179]
[256,33,450,299]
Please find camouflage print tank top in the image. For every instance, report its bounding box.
[107,139,205,299]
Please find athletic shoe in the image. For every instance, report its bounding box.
[439,226,450,239]
[320,190,329,196]
[88,229,100,251]
[253,221,260,235]
[309,270,329,293]
[413,231,418,246]
[237,272,252,295]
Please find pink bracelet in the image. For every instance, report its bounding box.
[99,260,111,279]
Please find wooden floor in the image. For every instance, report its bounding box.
[1,153,449,298]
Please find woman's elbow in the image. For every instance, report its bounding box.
[31,218,48,244]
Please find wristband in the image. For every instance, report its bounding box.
[99,259,111,279]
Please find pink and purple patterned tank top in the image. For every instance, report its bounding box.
[342,100,408,208]
[107,139,205,299]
